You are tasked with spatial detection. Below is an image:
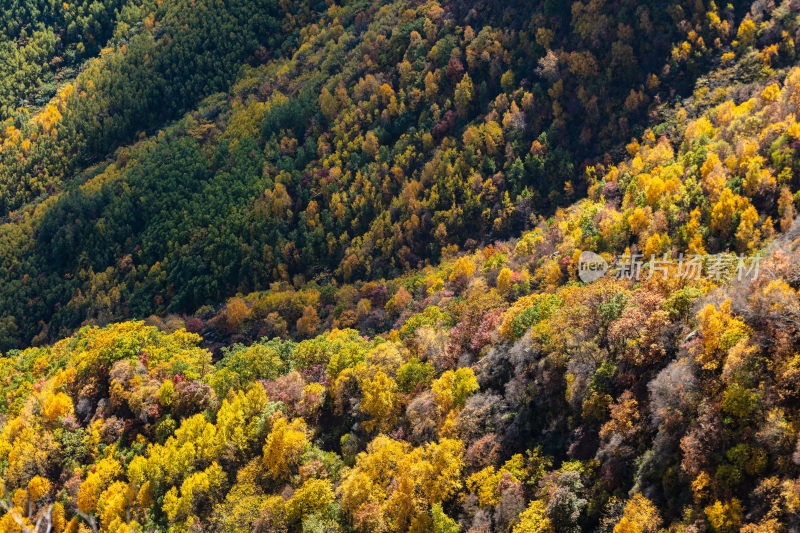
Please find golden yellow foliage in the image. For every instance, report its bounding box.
[360,371,400,432]
[705,499,743,533]
[513,500,550,533]
[262,417,308,480]
[613,494,662,533]
[78,456,124,513]
[42,392,73,423]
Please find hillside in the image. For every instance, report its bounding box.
[0,0,767,350]
[2,0,800,532]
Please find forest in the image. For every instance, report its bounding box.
[0,0,767,349]
[1,0,800,532]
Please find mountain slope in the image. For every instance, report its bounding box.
[3,5,800,529]
[0,0,769,349]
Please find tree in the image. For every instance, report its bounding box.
[42,392,73,423]
[338,435,408,529]
[363,131,379,160]
[74,455,125,527]
[360,371,400,433]
[449,256,476,289]
[424,71,439,100]
[536,50,559,82]
[736,19,756,50]
[319,87,338,120]
[705,499,743,533]
[778,186,794,232]
[696,300,750,371]
[432,368,479,414]
[397,358,435,393]
[0,316,19,352]
[296,305,321,338]
[163,462,225,524]
[542,470,586,533]
[613,494,662,533]
[415,503,456,533]
[500,70,515,93]
[223,298,249,334]
[286,478,334,524]
[454,74,474,118]
[97,480,134,531]
[386,287,412,315]
[599,391,640,442]
[735,205,760,251]
[262,417,308,481]
[513,500,550,533]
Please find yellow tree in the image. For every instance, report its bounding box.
[705,499,743,533]
[223,298,249,334]
[360,371,400,433]
[696,300,751,371]
[449,256,476,289]
[385,438,465,531]
[363,131,379,160]
[286,478,334,525]
[338,435,408,531]
[163,462,225,525]
[78,456,124,515]
[432,367,479,414]
[735,205,760,251]
[613,494,662,533]
[424,71,439,100]
[319,87,338,120]
[454,74,474,118]
[42,392,73,424]
[296,305,321,338]
[97,481,136,532]
[262,417,308,481]
[778,186,794,232]
[513,500,550,533]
